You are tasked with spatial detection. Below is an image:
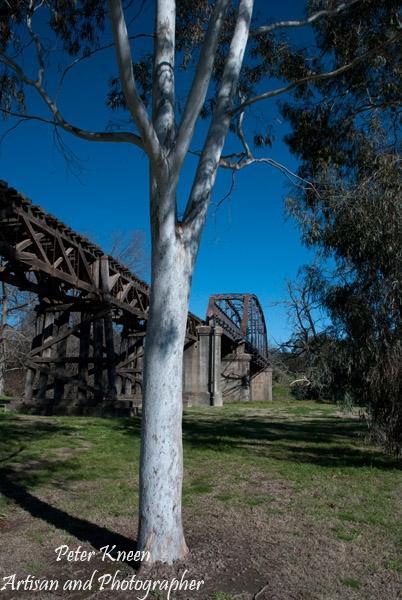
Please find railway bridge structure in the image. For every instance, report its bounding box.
[0,181,272,415]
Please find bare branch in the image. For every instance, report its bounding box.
[289,377,311,387]
[252,0,360,36]
[236,99,252,158]
[0,107,142,145]
[27,0,46,85]
[56,34,153,103]
[0,54,144,147]
[128,0,147,25]
[215,169,237,209]
[7,302,32,314]
[351,99,402,117]
[152,0,176,148]
[0,115,26,146]
[172,0,230,176]
[183,0,254,236]
[219,154,318,193]
[234,33,401,113]
[108,0,163,166]
[254,584,270,600]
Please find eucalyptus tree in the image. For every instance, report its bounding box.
[286,146,402,453]
[0,0,400,563]
[0,274,34,397]
[281,0,401,452]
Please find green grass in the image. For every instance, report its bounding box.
[272,383,293,401]
[0,398,401,592]
[0,415,142,517]
[341,577,362,590]
[24,559,46,574]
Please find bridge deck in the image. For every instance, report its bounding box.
[0,181,202,340]
[0,181,269,404]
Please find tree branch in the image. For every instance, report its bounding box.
[251,0,360,36]
[183,0,254,238]
[219,154,318,193]
[0,115,26,145]
[352,99,402,117]
[236,99,252,158]
[108,0,163,166]
[128,0,147,25]
[172,0,230,176]
[55,34,154,103]
[27,0,46,86]
[233,33,401,113]
[215,169,237,209]
[7,301,32,314]
[152,0,176,149]
[0,107,141,145]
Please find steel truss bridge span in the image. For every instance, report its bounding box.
[207,294,269,368]
[0,181,270,413]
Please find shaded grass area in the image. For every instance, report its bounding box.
[181,401,401,557]
[0,415,141,519]
[0,398,401,593]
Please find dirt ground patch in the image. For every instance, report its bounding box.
[0,482,400,599]
[0,403,400,599]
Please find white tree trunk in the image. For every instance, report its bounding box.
[137,206,192,563]
[108,0,254,566]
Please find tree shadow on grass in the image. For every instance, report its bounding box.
[0,416,140,567]
[112,411,402,470]
[0,415,72,451]
[180,416,402,471]
[0,469,140,567]
[109,415,142,437]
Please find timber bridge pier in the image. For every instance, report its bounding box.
[0,181,272,415]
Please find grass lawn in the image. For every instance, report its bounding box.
[0,394,401,599]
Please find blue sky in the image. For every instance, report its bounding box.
[0,0,316,344]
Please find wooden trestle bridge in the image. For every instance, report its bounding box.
[0,181,271,415]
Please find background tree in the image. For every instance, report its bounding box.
[0,268,34,397]
[108,229,148,279]
[1,0,400,561]
[281,265,341,401]
[285,140,401,452]
[281,0,401,453]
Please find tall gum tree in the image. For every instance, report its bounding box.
[0,0,400,563]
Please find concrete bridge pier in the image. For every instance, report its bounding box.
[221,343,252,403]
[183,325,223,407]
[250,367,273,402]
